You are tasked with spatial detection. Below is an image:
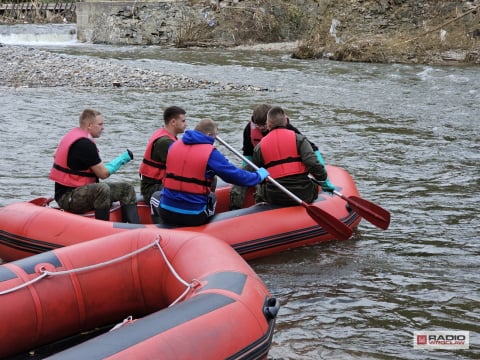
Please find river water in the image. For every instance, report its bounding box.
[1,24,479,359]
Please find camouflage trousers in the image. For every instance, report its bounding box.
[57,182,137,213]
[229,163,256,210]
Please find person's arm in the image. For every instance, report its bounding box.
[152,137,174,162]
[242,123,255,157]
[286,122,319,152]
[298,135,336,192]
[252,143,265,168]
[90,162,111,179]
[208,149,267,186]
[297,135,327,181]
[69,139,109,179]
[91,149,133,179]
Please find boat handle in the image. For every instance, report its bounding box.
[263,297,280,320]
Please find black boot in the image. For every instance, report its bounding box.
[95,209,110,221]
[122,204,141,224]
[151,214,162,224]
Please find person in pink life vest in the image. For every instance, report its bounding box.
[50,108,139,222]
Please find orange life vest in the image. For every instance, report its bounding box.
[249,119,265,147]
[139,128,177,180]
[163,141,213,195]
[260,128,307,179]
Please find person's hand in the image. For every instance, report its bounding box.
[319,179,336,193]
[256,167,270,181]
[105,149,134,175]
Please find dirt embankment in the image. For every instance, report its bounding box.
[293,0,480,65]
[210,0,480,65]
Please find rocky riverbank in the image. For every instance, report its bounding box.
[0,44,269,90]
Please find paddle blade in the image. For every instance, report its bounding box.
[346,196,390,230]
[29,197,54,207]
[304,203,353,241]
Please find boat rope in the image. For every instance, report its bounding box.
[0,235,197,300]
[151,236,200,307]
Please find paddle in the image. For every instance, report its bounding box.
[215,136,353,241]
[309,177,390,230]
[30,197,54,207]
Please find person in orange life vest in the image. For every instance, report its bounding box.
[157,118,269,227]
[50,108,140,223]
[139,106,187,208]
[230,103,335,209]
[252,106,335,206]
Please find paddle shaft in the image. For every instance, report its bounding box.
[308,175,390,230]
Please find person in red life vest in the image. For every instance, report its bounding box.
[49,108,140,223]
[157,118,269,227]
[229,103,335,209]
[252,106,335,206]
[139,106,187,222]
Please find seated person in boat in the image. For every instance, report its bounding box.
[156,118,269,227]
[252,106,335,206]
[229,103,333,210]
[139,106,187,222]
[49,108,140,223]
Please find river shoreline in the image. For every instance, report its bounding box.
[0,43,271,90]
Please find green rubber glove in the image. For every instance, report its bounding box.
[319,178,336,193]
[105,149,133,175]
[241,155,253,167]
[314,150,325,166]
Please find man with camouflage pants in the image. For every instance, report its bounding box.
[50,108,140,222]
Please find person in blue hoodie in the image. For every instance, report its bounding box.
[157,118,269,226]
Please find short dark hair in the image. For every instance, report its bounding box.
[163,106,186,124]
[252,104,271,125]
[267,106,287,127]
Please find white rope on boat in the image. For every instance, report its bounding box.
[0,235,196,302]
[152,235,199,307]
[0,271,50,295]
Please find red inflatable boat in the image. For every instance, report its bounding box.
[0,166,362,262]
[0,228,278,359]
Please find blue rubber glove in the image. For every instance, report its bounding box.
[105,149,133,175]
[256,167,270,181]
[314,150,326,166]
[242,155,253,167]
[319,178,336,193]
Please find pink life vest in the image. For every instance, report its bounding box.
[49,128,97,187]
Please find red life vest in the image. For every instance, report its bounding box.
[260,128,307,179]
[139,128,177,180]
[49,128,97,187]
[249,119,265,147]
[163,141,213,195]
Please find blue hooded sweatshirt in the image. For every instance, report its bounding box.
[160,129,263,214]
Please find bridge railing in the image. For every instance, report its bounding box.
[0,0,76,23]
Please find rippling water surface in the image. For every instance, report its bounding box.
[1,24,479,359]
